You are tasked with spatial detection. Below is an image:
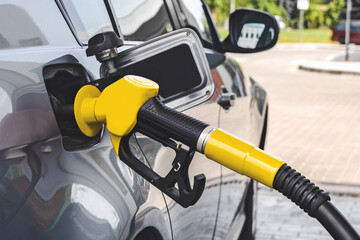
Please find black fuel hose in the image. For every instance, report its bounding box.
[317,201,359,240]
[274,164,360,240]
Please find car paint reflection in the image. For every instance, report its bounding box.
[0,88,11,120]
[0,133,172,239]
[70,184,121,231]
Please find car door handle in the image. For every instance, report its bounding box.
[217,92,236,111]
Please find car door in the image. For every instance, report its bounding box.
[0,1,172,239]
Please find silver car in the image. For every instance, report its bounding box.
[0,0,277,239]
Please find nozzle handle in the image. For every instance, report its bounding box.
[137,97,209,149]
[119,133,206,208]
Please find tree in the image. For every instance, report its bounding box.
[251,0,286,16]
[205,0,286,26]
[205,0,344,29]
[325,0,344,28]
[280,0,299,22]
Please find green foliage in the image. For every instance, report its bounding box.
[304,2,325,28]
[206,0,230,26]
[236,0,255,8]
[251,0,286,17]
[324,0,344,28]
[206,0,286,26]
[206,0,344,30]
[303,0,344,29]
[279,28,335,43]
[206,0,254,10]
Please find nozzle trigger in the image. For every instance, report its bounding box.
[119,133,206,208]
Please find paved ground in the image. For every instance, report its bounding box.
[230,43,360,239]
[256,186,360,240]
[229,43,360,185]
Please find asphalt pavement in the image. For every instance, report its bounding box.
[229,43,360,185]
[229,43,360,239]
[256,185,360,240]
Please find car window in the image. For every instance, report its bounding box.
[111,0,173,41]
[334,22,360,31]
[335,22,345,30]
[0,1,75,49]
[175,0,212,44]
[351,23,360,31]
[61,0,114,43]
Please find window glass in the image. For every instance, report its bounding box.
[62,0,114,43]
[0,1,76,50]
[335,22,345,30]
[112,0,173,41]
[176,0,212,43]
[351,23,360,31]
[334,22,360,31]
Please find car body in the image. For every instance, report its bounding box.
[331,20,360,44]
[0,0,269,239]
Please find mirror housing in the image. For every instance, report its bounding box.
[222,9,279,53]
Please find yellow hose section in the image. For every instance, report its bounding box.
[204,129,285,188]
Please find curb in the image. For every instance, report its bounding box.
[319,182,360,198]
[298,60,360,75]
[259,182,360,198]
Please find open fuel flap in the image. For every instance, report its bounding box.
[43,55,102,151]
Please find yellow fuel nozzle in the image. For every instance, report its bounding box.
[74,75,159,155]
[73,75,283,187]
[203,129,284,188]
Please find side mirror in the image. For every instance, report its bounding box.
[222,9,279,53]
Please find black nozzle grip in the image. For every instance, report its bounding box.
[137,98,209,149]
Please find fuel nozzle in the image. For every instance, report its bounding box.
[86,31,124,74]
[73,75,283,203]
[74,75,159,155]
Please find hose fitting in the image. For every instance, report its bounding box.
[273,164,360,240]
[273,164,330,217]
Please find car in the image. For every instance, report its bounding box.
[331,20,360,44]
[0,1,277,239]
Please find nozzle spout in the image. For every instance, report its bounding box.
[204,129,284,187]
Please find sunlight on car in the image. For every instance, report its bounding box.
[112,0,173,41]
[62,0,113,42]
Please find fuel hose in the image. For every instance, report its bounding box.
[136,97,360,240]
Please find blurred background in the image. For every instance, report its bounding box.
[207,0,357,44]
[207,0,360,239]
